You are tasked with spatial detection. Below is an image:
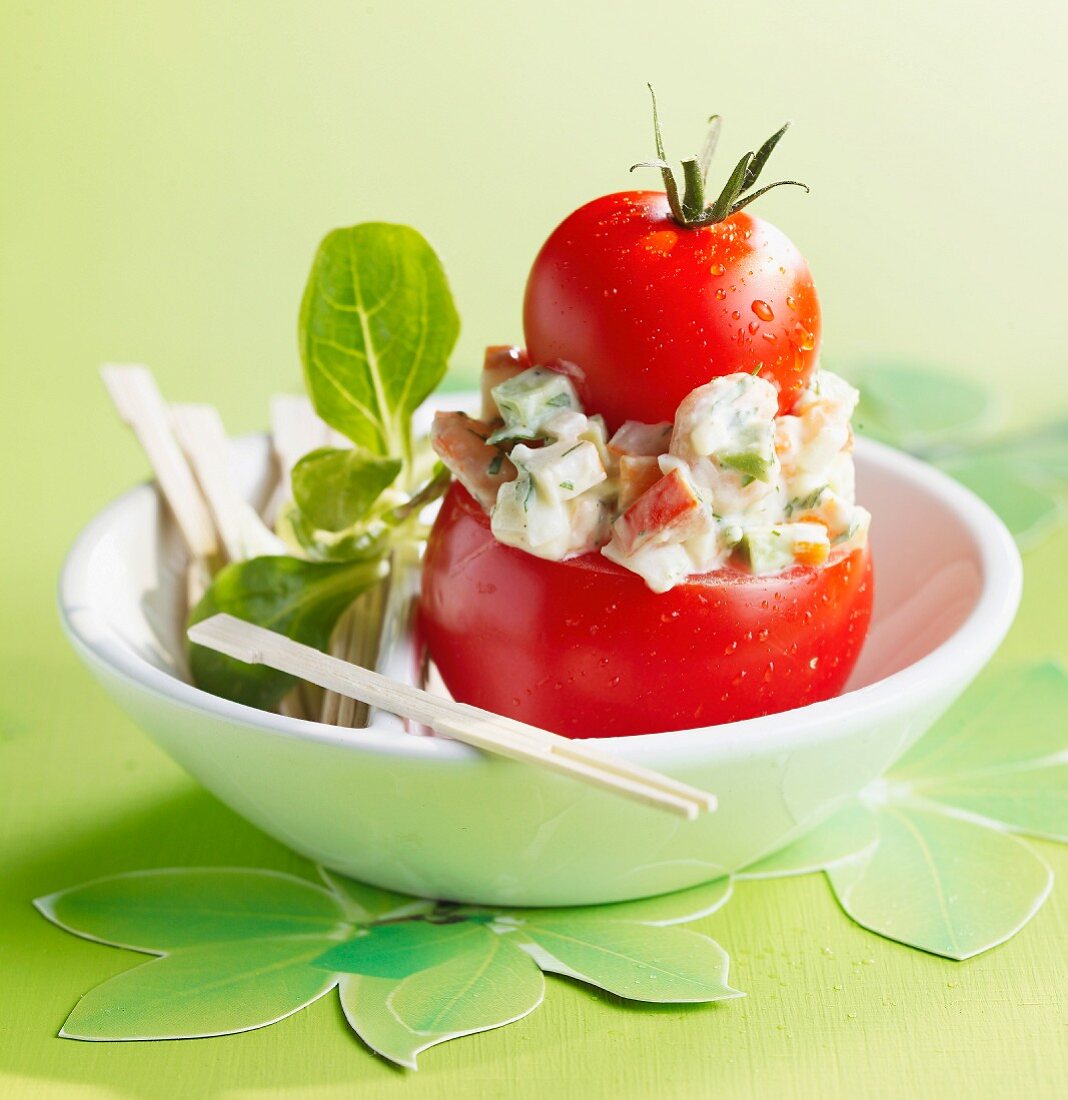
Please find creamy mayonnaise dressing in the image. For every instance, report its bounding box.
[433,364,870,592]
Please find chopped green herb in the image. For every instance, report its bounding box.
[546,392,573,408]
[487,454,504,476]
[559,480,574,491]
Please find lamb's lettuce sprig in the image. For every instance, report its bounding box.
[187,223,459,709]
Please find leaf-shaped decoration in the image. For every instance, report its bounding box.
[291,447,402,532]
[318,868,433,923]
[506,876,732,927]
[912,766,1068,843]
[35,869,347,954]
[187,555,383,709]
[61,936,342,1040]
[339,974,450,1070]
[314,921,489,979]
[299,223,460,465]
[850,364,993,449]
[387,930,544,1036]
[892,663,1068,780]
[934,453,1062,548]
[343,972,519,1071]
[826,805,1053,960]
[520,919,742,1003]
[736,804,879,879]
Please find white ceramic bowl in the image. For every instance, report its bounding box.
[60,434,1021,906]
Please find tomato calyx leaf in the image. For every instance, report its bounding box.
[630,84,809,228]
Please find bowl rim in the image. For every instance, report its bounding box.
[59,434,1022,766]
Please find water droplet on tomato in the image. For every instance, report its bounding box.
[715,288,727,300]
[748,320,761,335]
[709,262,726,276]
[644,229,678,254]
[751,300,775,322]
[731,310,741,320]
[793,323,815,351]
[786,295,797,311]
[762,331,777,343]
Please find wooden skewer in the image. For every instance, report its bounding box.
[188,614,717,819]
[267,394,372,728]
[101,365,218,609]
[101,366,218,562]
[171,403,286,561]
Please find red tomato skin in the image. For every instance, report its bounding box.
[420,484,874,738]
[523,192,821,430]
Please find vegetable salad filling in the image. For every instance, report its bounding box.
[431,348,871,593]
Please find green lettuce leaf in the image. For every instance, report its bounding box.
[187,555,384,709]
[299,223,459,474]
[291,447,401,533]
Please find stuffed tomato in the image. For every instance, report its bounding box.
[420,103,874,737]
[422,481,872,737]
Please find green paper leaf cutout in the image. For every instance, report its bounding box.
[318,868,433,922]
[851,364,993,449]
[934,453,1063,548]
[187,555,383,710]
[299,223,460,465]
[35,869,347,954]
[292,447,402,533]
[892,663,1068,781]
[507,876,732,927]
[520,919,742,1003]
[737,804,879,879]
[61,936,342,1040]
[909,765,1068,844]
[339,974,451,1069]
[826,805,1053,960]
[387,931,544,1036]
[314,921,489,978]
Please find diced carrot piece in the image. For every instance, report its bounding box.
[794,539,830,567]
[431,411,516,511]
[481,346,530,421]
[618,455,663,510]
[613,467,705,555]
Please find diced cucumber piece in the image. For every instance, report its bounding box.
[720,449,775,484]
[487,367,579,444]
[735,523,829,574]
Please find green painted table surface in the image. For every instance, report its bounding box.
[4,2,1068,1096]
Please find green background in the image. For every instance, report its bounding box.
[2,2,1066,1097]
